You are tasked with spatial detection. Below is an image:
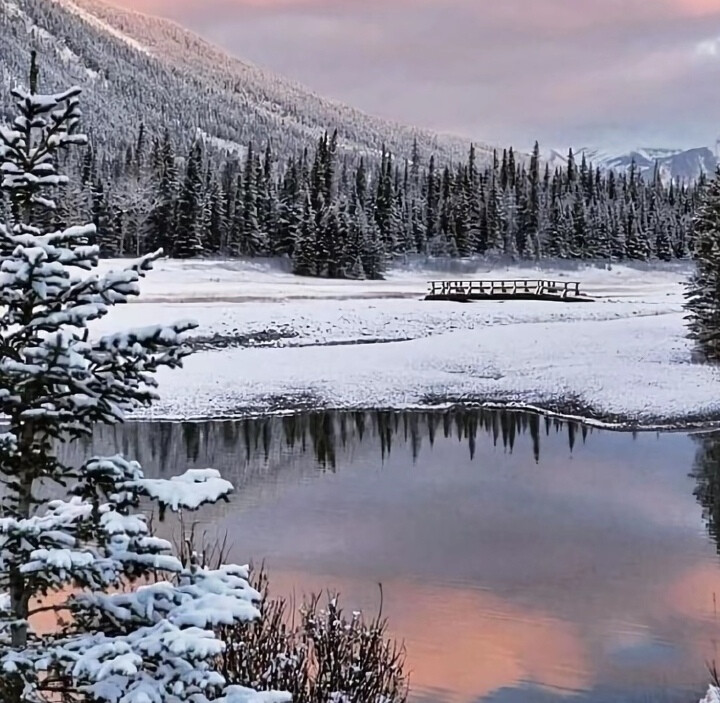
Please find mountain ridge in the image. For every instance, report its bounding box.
[0,0,485,162]
[547,145,716,184]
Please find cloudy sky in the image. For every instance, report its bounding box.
[116,0,720,152]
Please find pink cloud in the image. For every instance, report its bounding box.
[109,0,720,151]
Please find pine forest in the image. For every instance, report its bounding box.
[1,128,699,281]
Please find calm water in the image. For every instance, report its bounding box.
[70,410,720,703]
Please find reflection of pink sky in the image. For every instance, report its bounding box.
[267,558,720,703]
[24,559,720,703]
[665,565,720,665]
[267,569,592,703]
[201,431,717,701]
[69,418,720,701]
[675,0,720,15]
[25,557,720,703]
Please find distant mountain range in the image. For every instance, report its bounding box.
[0,0,484,163]
[547,146,717,184]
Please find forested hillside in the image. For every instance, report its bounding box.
[0,0,476,160]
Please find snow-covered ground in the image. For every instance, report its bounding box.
[93,258,720,428]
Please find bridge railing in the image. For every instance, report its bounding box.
[427,279,583,298]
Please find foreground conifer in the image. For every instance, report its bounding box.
[685,170,720,360]
[0,55,286,703]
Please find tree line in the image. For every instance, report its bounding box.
[0,125,700,280]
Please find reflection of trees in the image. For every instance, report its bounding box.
[63,408,588,483]
[691,432,720,552]
[53,409,593,529]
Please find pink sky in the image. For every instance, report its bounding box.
[112,0,720,151]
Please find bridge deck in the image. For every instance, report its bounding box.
[425,279,594,302]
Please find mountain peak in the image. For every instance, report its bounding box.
[547,145,716,183]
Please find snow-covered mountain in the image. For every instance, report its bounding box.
[547,146,717,184]
[0,0,483,162]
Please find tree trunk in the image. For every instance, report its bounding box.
[9,425,35,649]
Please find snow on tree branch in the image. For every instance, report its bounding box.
[0,60,284,703]
[130,469,234,514]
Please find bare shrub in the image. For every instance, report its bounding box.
[222,572,408,703]
[172,525,409,702]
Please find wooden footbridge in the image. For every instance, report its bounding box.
[425,279,593,303]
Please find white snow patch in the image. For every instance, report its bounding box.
[131,469,233,512]
[5,0,53,42]
[53,0,152,57]
[197,130,248,159]
[92,259,716,426]
[3,0,26,20]
[57,44,100,81]
[219,687,291,703]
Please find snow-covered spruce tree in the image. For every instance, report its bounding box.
[685,170,720,361]
[292,197,317,277]
[0,63,287,703]
[174,140,206,259]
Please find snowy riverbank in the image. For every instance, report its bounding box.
[93,258,720,429]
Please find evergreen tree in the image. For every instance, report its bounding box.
[229,172,244,256]
[318,202,344,278]
[654,213,673,262]
[526,141,541,241]
[135,121,146,170]
[81,142,96,186]
[410,198,427,253]
[205,174,227,254]
[275,160,302,256]
[0,63,279,703]
[546,198,568,259]
[325,129,338,202]
[145,129,177,255]
[566,148,577,191]
[590,204,611,260]
[175,140,205,258]
[310,134,327,214]
[344,201,366,280]
[625,203,650,261]
[685,171,720,360]
[501,186,518,259]
[91,180,118,257]
[485,166,503,253]
[570,194,587,258]
[239,144,265,256]
[609,205,626,260]
[360,214,386,280]
[292,196,317,276]
[425,155,439,242]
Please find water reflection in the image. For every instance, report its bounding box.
[692,433,720,553]
[65,411,720,703]
[66,408,588,475]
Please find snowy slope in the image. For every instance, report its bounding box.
[0,0,481,161]
[87,259,720,429]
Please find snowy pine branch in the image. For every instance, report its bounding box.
[0,65,284,703]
